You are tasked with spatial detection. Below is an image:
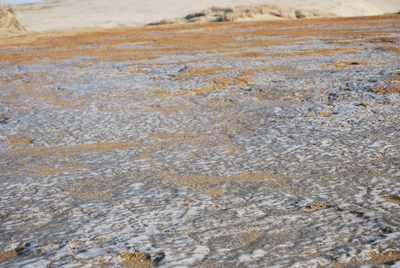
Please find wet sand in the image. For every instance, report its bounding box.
[0,15,400,267]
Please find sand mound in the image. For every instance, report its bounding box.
[0,1,25,36]
[148,4,335,25]
[147,0,400,26]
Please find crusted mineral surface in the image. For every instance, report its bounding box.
[0,15,399,267]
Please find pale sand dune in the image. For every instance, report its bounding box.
[12,0,400,32]
[0,0,25,35]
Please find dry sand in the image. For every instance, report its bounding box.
[11,0,400,32]
[0,1,25,35]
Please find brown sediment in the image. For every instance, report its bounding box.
[121,252,154,268]
[172,66,232,79]
[6,141,139,156]
[0,251,17,263]
[185,85,220,95]
[225,145,245,155]
[147,132,231,148]
[144,103,197,114]
[158,171,285,196]
[331,61,372,67]
[241,230,260,243]
[371,37,399,43]
[164,171,284,185]
[305,109,334,118]
[200,187,223,196]
[0,15,397,65]
[305,204,332,210]
[233,51,265,58]
[381,195,400,204]
[70,177,118,200]
[239,66,288,76]
[270,47,362,58]
[95,257,108,264]
[236,172,285,184]
[134,152,149,160]
[10,199,32,206]
[369,75,400,94]
[7,133,34,147]
[369,86,400,95]
[5,82,90,110]
[368,251,400,265]
[379,45,400,54]
[0,71,49,83]
[358,102,371,107]
[47,240,62,245]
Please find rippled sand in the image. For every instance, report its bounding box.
[0,15,399,267]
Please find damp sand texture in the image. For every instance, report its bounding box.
[1,15,400,267]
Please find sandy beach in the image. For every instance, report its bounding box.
[10,0,400,32]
